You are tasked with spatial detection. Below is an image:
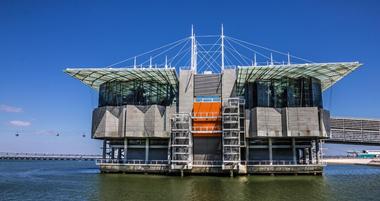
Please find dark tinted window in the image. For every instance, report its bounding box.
[99,80,176,107]
[245,77,323,108]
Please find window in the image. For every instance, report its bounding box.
[99,80,176,107]
[245,77,323,108]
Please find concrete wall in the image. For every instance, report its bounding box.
[246,107,330,138]
[284,107,320,137]
[92,106,124,138]
[320,110,331,137]
[178,69,193,113]
[221,69,236,100]
[92,105,173,139]
[249,108,283,137]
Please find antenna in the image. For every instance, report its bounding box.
[270,53,274,65]
[287,52,291,65]
[165,56,168,69]
[253,53,257,66]
[149,56,152,68]
[221,24,225,72]
[191,25,197,74]
[134,57,137,69]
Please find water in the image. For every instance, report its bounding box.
[1,161,380,201]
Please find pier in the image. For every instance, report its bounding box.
[0,152,101,161]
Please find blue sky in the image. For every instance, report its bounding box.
[0,0,379,154]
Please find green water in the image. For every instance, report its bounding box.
[1,161,380,201]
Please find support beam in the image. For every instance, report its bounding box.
[316,139,320,164]
[145,138,149,163]
[309,146,313,164]
[292,138,296,164]
[268,138,273,165]
[111,147,115,159]
[102,140,107,159]
[117,148,121,160]
[124,138,128,162]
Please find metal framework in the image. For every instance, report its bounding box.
[65,68,178,91]
[170,113,193,170]
[222,98,243,170]
[329,117,380,144]
[236,62,361,94]
[65,27,361,94]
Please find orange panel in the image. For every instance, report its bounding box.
[193,102,222,117]
[192,102,222,137]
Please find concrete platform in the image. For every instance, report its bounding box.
[247,165,324,175]
[98,163,325,175]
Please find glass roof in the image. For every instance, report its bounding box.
[236,62,361,94]
[65,62,361,95]
[64,67,178,90]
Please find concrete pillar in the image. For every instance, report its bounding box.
[316,139,320,164]
[145,138,149,163]
[309,143,313,164]
[124,138,128,162]
[268,138,273,165]
[111,147,115,159]
[102,140,107,159]
[292,138,296,164]
[303,149,307,164]
[117,148,121,160]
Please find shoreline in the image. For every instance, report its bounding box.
[323,158,380,166]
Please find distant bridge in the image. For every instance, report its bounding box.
[0,152,101,161]
[325,117,380,145]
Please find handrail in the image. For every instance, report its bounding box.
[192,126,222,131]
[193,112,222,117]
[96,159,169,165]
[247,160,325,165]
[193,160,223,166]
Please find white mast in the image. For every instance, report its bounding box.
[191,25,197,74]
[221,24,225,72]
[134,56,137,69]
[287,52,291,65]
[149,56,152,68]
[270,53,274,66]
[165,55,168,69]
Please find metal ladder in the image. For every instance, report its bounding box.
[222,98,241,170]
[170,113,193,170]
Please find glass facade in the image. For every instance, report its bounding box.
[245,77,323,108]
[99,80,176,107]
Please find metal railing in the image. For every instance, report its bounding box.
[0,152,101,160]
[194,97,221,102]
[192,126,222,131]
[96,159,169,165]
[246,160,325,166]
[193,160,223,166]
[192,112,222,117]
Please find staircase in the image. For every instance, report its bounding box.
[170,113,193,170]
[222,98,243,170]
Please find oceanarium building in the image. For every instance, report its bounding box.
[66,30,361,175]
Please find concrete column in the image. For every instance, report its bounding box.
[111,147,115,159]
[268,138,273,165]
[309,147,313,164]
[102,140,107,159]
[124,138,128,162]
[292,138,296,164]
[303,149,307,164]
[316,139,320,164]
[117,148,121,160]
[145,138,149,163]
